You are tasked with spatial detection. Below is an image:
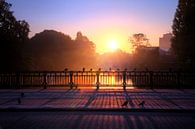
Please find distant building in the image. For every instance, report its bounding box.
[159,33,172,51]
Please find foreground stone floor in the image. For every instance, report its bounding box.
[0,111,195,129]
[0,88,195,110]
[0,88,195,129]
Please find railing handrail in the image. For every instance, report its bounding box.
[0,70,195,90]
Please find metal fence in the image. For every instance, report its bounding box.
[0,70,195,89]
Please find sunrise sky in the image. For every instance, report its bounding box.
[8,0,178,54]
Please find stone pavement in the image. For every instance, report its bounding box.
[0,88,195,111]
[0,111,195,129]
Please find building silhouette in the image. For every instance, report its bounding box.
[159,33,172,51]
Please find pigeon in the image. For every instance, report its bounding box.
[21,92,24,98]
[17,98,21,105]
[121,100,129,107]
[138,101,145,108]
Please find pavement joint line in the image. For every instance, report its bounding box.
[84,90,97,108]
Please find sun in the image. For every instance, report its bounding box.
[107,39,118,51]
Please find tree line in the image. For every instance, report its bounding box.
[26,30,97,70]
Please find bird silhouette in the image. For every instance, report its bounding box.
[138,101,145,108]
[121,100,129,107]
[17,98,21,105]
[21,92,24,98]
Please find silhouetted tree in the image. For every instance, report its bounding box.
[0,0,30,71]
[129,33,159,68]
[130,33,150,53]
[28,30,97,70]
[75,31,83,41]
[28,30,73,70]
[74,31,97,68]
[172,0,195,62]
[75,32,96,55]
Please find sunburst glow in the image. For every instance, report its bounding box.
[107,39,118,51]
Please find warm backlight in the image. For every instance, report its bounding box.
[107,39,118,51]
[90,29,133,54]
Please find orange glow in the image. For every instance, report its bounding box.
[72,75,134,90]
[60,14,163,54]
[30,6,172,55]
[87,28,133,54]
[107,39,118,51]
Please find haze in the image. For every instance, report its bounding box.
[8,0,177,54]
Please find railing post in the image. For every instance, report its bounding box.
[96,68,101,90]
[123,69,127,90]
[149,71,153,89]
[43,73,47,89]
[69,71,74,89]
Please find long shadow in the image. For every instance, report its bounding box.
[40,89,74,106]
[84,90,98,108]
[124,91,135,108]
[152,89,183,109]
